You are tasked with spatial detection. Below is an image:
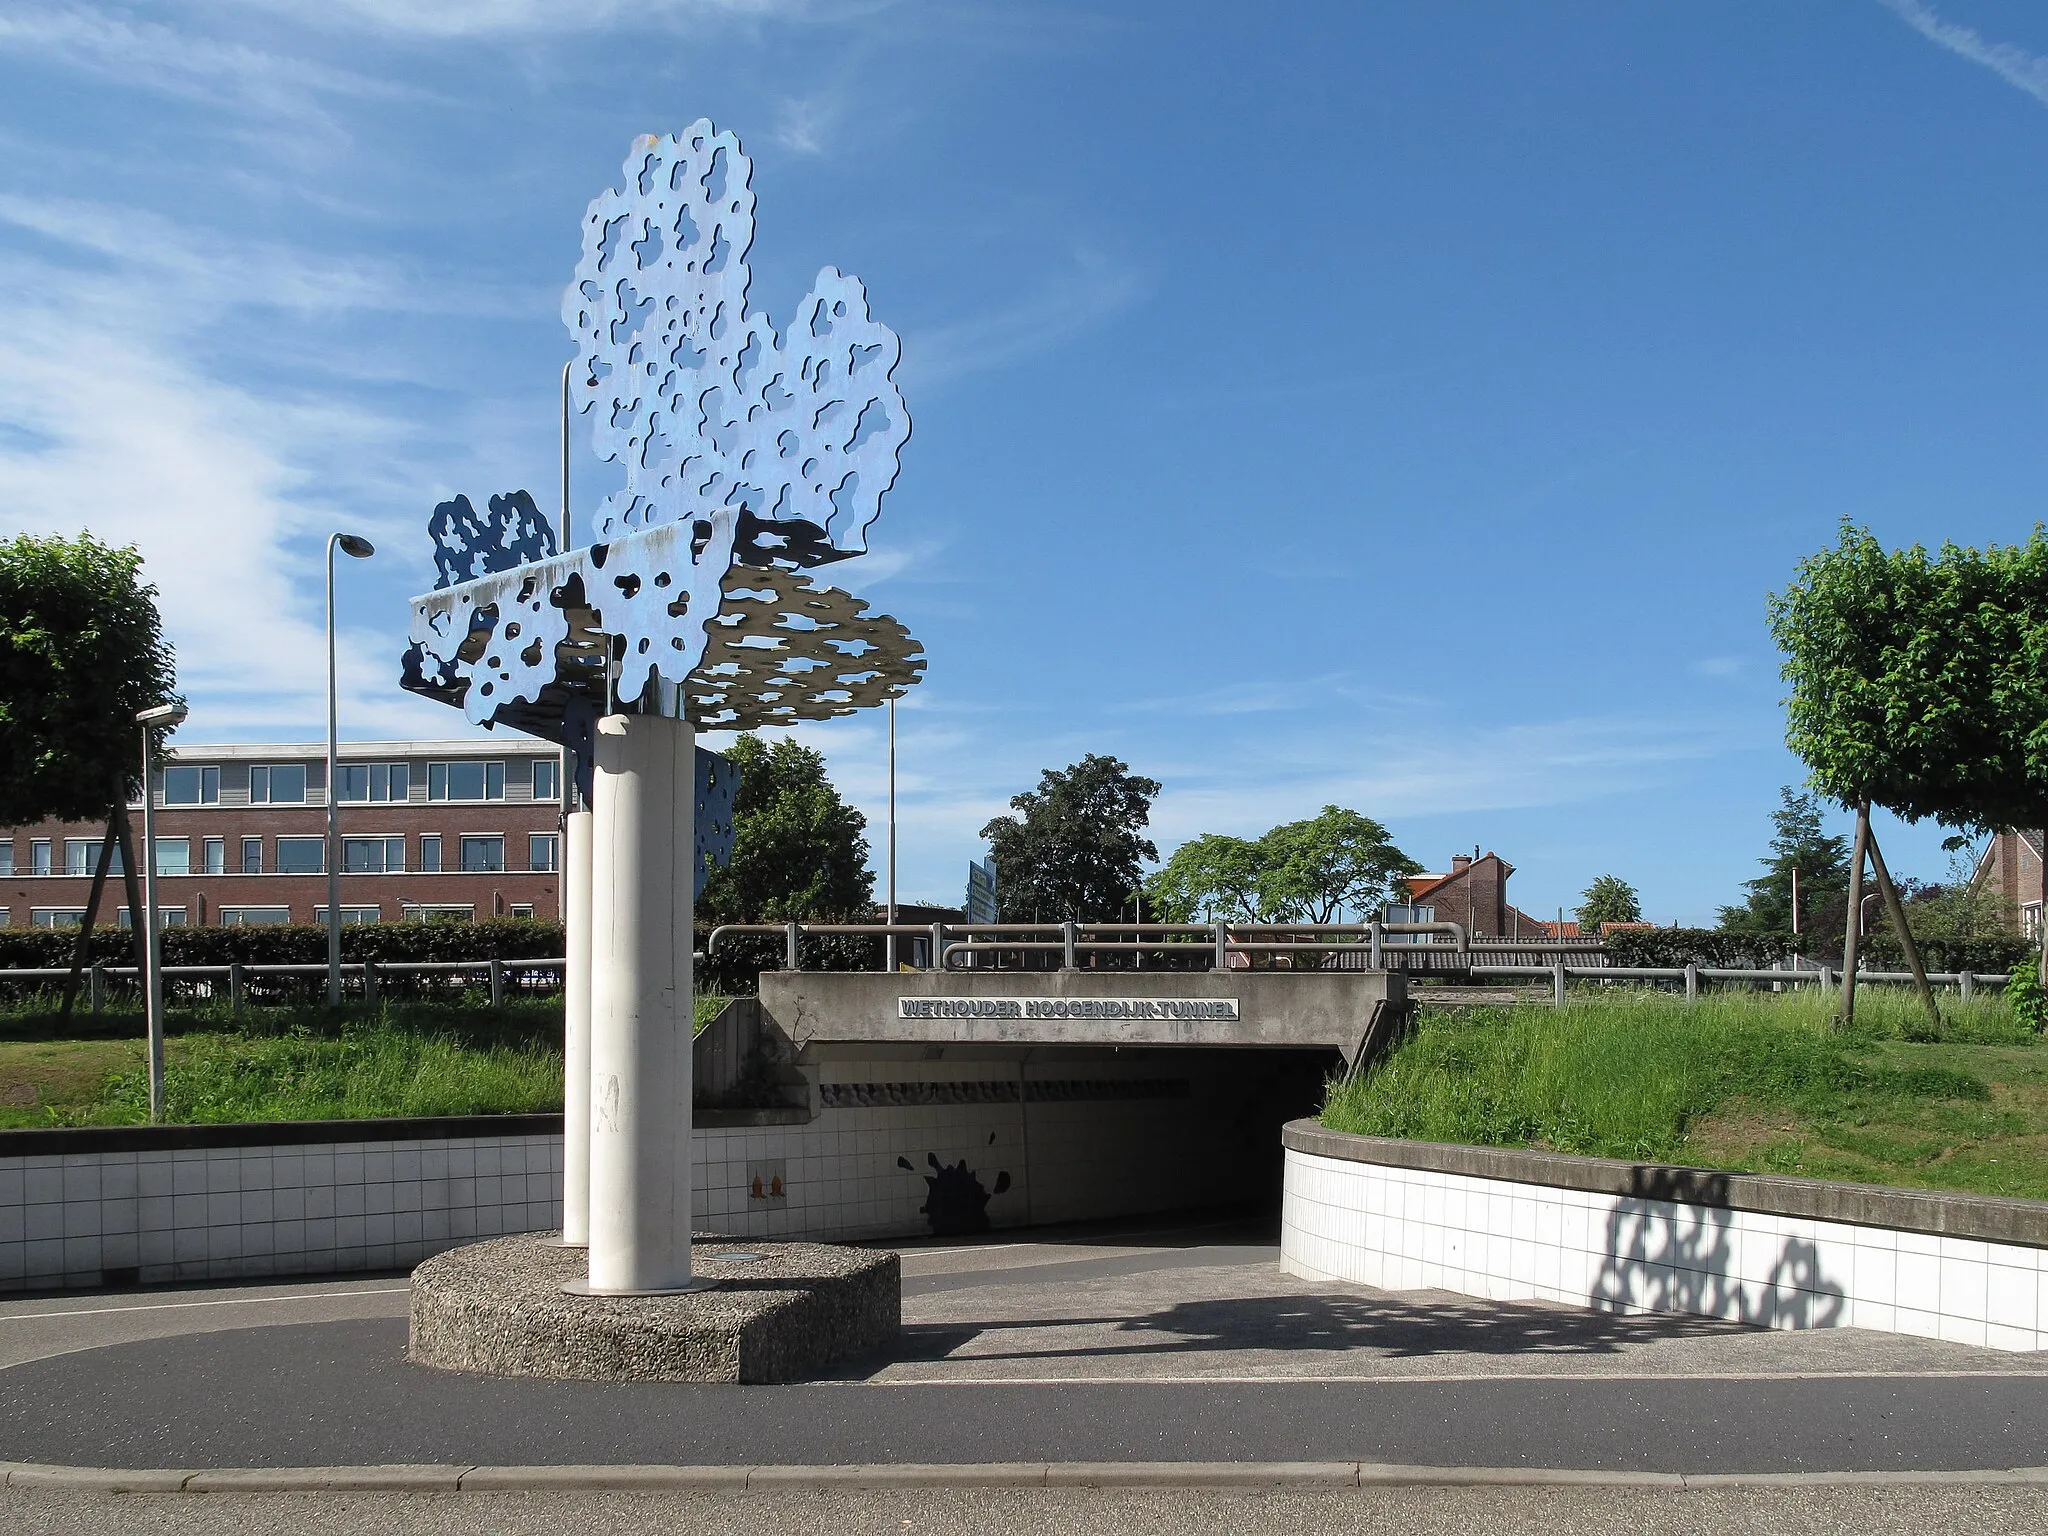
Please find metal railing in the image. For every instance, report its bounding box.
[0,958,567,1009]
[1464,961,2014,1007]
[707,920,1469,972]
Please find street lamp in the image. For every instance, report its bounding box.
[326,532,375,1007]
[886,697,897,973]
[137,701,188,1123]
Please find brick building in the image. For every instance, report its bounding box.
[0,740,564,929]
[1393,851,1557,939]
[1975,830,2044,940]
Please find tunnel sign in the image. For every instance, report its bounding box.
[897,997,1240,1021]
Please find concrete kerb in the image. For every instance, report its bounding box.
[10,1461,2048,1493]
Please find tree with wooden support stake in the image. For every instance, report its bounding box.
[0,532,179,1021]
[1772,521,2048,1027]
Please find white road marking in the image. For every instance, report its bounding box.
[0,1286,411,1323]
[855,1368,2048,1387]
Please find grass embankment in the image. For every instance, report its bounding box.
[0,992,734,1127]
[1323,987,2048,1201]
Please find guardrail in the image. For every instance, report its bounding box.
[707,920,1470,972]
[0,958,567,1009]
[1466,961,2014,1006]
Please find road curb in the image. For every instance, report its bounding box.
[7,1459,2048,1493]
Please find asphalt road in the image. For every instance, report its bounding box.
[8,1484,2048,1536]
[1,1314,2045,1473]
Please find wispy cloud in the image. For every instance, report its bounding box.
[0,5,416,120]
[211,0,884,39]
[899,245,1142,389]
[1879,0,2048,109]
[1692,656,1742,679]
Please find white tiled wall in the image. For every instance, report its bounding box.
[1281,1148,2048,1352]
[0,1054,1255,1290]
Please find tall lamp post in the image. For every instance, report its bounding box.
[136,702,188,1123]
[885,697,897,972]
[326,532,376,1007]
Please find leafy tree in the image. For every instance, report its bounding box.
[1717,788,1851,939]
[1576,875,1643,932]
[1770,522,2048,980]
[0,532,179,824]
[980,754,1160,922]
[697,735,873,924]
[1145,832,1265,922]
[1146,807,1420,924]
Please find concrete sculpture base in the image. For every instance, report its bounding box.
[408,1232,900,1383]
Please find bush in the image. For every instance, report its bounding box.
[1603,928,1795,969]
[0,918,566,970]
[1861,932,2033,977]
[2007,969,2048,1033]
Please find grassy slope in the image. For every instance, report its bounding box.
[1322,988,2048,1201]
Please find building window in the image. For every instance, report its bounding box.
[220,906,291,927]
[335,763,410,803]
[162,765,219,806]
[202,836,225,875]
[533,758,560,801]
[30,839,50,876]
[508,903,534,919]
[31,908,86,929]
[428,761,504,802]
[419,834,442,873]
[529,833,559,872]
[64,839,100,876]
[0,844,11,878]
[405,903,474,922]
[249,764,308,804]
[342,836,406,874]
[154,837,190,876]
[314,905,382,926]
[240,836,263,874]
[275,836,325,875]
[116,907,187,929]
[459,835,505,873]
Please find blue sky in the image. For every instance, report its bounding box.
[1,1,2044,919]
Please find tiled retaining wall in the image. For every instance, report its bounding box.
[0,1046,1314,1290]
[1281,1120,2048,1352]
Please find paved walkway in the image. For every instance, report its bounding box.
[0,1215,2043,1478]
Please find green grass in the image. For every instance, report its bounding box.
[1323,986,2048,1200]
[0,990,741,1128]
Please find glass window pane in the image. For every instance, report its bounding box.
[342,837,386,873]
[459,835,504,872]
[420,835,441,873]
[389,763,410,800]
[64,839,95,875]
[270,764,307,803]
[0,844,12,878]
[276,837,324,874]
[240,837,262,874]
[529,834,558,872]
[250,766,269,803]
[31,840,51,875]
[163,766,202,805]
[533,759,558,800]
[222,907,290,927]
[385,836,406,872]
[202,837,224,874]
[429,763,447,800]
[201,766,218,804]
[485,761,505,800]
[337,764,370,803]
[155,838,190,876]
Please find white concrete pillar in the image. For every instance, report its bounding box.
[558,805,594,1246]
[583,712,699,1294]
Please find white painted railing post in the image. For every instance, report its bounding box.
[1214,922,1229,971]
[1960,969,1975,1003]
[1552,959,1567,1007]
[1062,921,1078,970]
[1684,963,1699,1005]
[228,962,243,1017]
[488,958,505,1008]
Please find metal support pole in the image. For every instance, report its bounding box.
[1684,963,1699,1005]
[785,921,800,972]
[1960,969,1975,1003]
[1062,921,1078,970]
[362,958,378,1005]
[229,962,243,1016]
[583,712,703,1295]
[138,732,167,1122]
[930,922,944,972]
[325,543,341,1009]
[1214,922,1228,971]
[885,697,897,973]
[489,958,505,1008]
[560,805,594,1247]
[1552,958,1567,1008]
[1840,801,1870,1028]
[1369,921,1383,971]
[88,963,104,1017]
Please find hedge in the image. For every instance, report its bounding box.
[0,918,567,971]
[1858,932,2032,976]
[1602,928,1797,969]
